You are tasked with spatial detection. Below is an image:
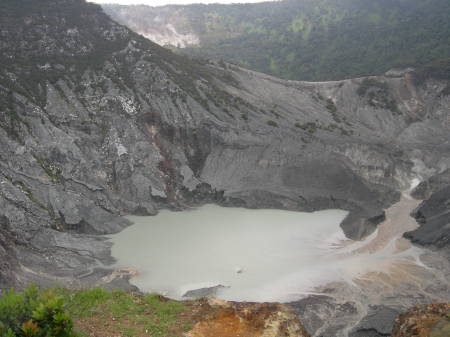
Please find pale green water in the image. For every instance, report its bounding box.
[109,205,353,301]
[109,203,425,302]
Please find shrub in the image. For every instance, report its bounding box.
[413,58,450,85]
[266,120,278,127]
[295,122,318,134]
[0,286,76,337]
[356,78,399,112]
[36,158,63,183]
[325,98,337,113]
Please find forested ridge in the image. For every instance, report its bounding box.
[104,0,450,81]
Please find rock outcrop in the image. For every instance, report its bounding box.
[406,186,450,250]
[411,169,450,200]
[349,306,400,337]
[392,303,450,337]
[187,298,310,337]
[407,171,450,256]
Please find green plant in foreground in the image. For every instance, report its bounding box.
[0,286,76,337]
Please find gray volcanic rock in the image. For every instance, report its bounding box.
[405,186,450,249]
[289,295,358,337]
[411,169,450,200]
[349,306,400,337]
[182,284,228,298]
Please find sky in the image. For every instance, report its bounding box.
[90,0,272,6]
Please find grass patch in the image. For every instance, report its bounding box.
[2,285,310,337]
[145,294,185,324]
[51,288,192,337]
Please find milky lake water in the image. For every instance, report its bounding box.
[109,203,424,302]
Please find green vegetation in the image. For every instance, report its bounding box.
[105,0,450,81]
[295,122,318,134]
[0,286,191,337]
[325,99,337,113]
[13,181,46,210]
[357,78,386,97]
[66,289,188,337]
[0,0,131,109]
[324,99,344,123]
[266,120,278,127]
[0,90,23,142]
[413,58,450,96]
[36,158,62,183]
[414,58,450,83]
[0,286,76,337]
[357,78,399,112]
[294,120,353,136]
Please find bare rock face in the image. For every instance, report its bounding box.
[407,184,450,252]
[182,285,228,299]
[349,306,400,337]
[411,169,450,200]
[186,298,310,337]
[391,303,450,337]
